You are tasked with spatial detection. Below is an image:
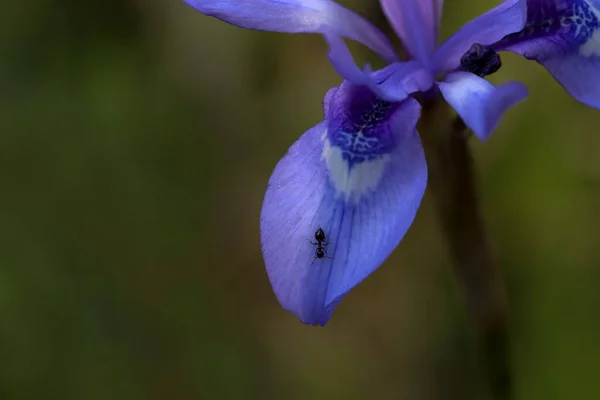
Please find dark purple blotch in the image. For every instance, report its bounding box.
[326,83,400,168]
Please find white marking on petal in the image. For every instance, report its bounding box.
[580,28,600,56]
[579,1,600,56]
[322,133,390,204]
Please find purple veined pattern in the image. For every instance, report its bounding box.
[495,0,600,57]
[327,97,400,169]
[493,0,600,108]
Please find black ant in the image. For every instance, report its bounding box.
[309,227,332,264]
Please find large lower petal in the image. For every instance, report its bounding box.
[184,0,398,62]
[494,0,600,108]
[438,72,528,140]
[434,0,528,73]
[380,0,443,68]
[260,88,426,325]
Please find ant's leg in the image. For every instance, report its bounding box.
[311,256,317,265]
[307,240,318,245]
[323,248,333,260]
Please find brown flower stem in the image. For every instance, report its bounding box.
[419,100,511,400]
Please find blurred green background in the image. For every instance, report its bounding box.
[2,0,600,399]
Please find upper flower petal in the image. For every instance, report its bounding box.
[324,34,403,101]
[260,85,427,325]
[184,0,398,62]
[494,0,600,108]
[438,72,528,140]
[375,61,436,99]
[380,0,443,68]
[433,0,528,73]
[324,34,434,102]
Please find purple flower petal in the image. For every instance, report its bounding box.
[494,0,600,108]
[437,72,528,140]
[375,61,436,99]
[380,0,443,67]
[184,0,398,62]
[260,86,426,325]
[433,0,528,73]
[324,34,434,102]
[323,34,398,101]
[536,55,600,108]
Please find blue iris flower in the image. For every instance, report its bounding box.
[184,0,600,325]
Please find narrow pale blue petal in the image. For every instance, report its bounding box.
[433,0,528,73]
[260,90,426,325]
[324,34,399,101]
[184,0,398,62]
[438,72,528,140]
[494,0,600,108]
[324,35,434,102]
[380,0,441,67]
